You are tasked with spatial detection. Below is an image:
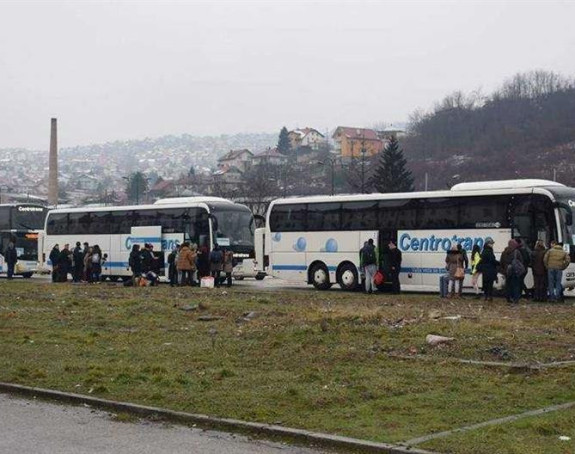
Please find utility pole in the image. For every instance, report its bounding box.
[360,138,366,194]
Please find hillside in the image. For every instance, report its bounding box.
[403,71,575,190]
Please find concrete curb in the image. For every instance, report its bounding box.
[0,382,434,454]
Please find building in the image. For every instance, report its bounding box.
[288,128,325,150]
[217,149,253,173]
[332,127,383,158]
[252,148,288,166]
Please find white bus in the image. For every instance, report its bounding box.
[0,203,48,278]
[41,197,258,281]
[256,180,575,292]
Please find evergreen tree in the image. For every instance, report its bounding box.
[125,171,149,204]
[370,136,414,193]
[277,126,291,155]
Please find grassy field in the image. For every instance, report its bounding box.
[1,280,575,453]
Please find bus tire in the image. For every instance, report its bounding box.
[255,273,266,281]
[22,273,33,279]
[310,263,331,290]
[337,263,358,291]
[109,276,120,282]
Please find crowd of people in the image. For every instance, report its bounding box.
[128,242,234,288]
[443,238,570,303]
[49,242,104,283]
[359,237,571,303]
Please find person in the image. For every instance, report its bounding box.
[499,240,517,302]
[84,247,93,283]
[544,240,570,302]
[197,244,210,279]
[58,244,72,282]
[72,241,84,283]
[516,238,532,298]
[4,241,18,279]
[222,248,234,287]
[388,240,402,294]
[49,244,60,283]
[91,245,103,283]
[128,244,142,283]
[531,240,547,302]
[167,245,179,287]
[140,243,154,275]
[210,244,224,287]
[360,239,377,294]
[445,244,464,298]
[470,244,482,298]
[479,239,499,301]
[177,242,196,286]
[456,243,469,297]
[502,239,524,304]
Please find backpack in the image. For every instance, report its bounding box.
[362,246,376,266]
[210,250,222,264]
[92,253,100,264]
[561,252,571,271]
[507,251,526,277]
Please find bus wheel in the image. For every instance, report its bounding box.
[255,273,266,281]
[109,276,120,282]
[310,263,331,290]
[22,273,33,279]
[337,263,358,291]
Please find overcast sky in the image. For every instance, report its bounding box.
[1,0,575,149]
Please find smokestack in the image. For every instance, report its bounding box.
[48,118,58,206]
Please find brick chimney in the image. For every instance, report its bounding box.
[48,118,58,206]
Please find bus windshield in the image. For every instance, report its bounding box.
[11,206,47,230]
[211,206,254,251]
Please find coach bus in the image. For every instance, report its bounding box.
[256,180,575,292]
[41,197,256,281]
[0,203,48,278]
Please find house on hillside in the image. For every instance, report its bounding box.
[149,179,175,199]
[252,148,288,166]
[217,149,253,173]
[288,128,325,150]
[332,126,383,158]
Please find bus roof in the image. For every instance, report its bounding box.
[269,180,569,206]
[154,196,234,205]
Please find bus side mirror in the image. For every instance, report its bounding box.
[253,214,265,229]
[567,213,573,226]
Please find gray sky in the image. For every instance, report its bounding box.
[1,0,575,149]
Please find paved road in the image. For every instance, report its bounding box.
[0,394,328,454]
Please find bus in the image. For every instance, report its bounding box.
[41,197,257,281]
[256,180,575,292]
[0,203,48,278]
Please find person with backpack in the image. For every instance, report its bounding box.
[503,239,525,304]
[360,239,377,294]
[209,244,224,287]
[72,241,84,283]
[516,239,532,298]
[91,245,103,283]
[58,244,72,282]
[445,245,464,298]
[544,240,570,302]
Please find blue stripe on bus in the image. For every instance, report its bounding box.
[401,267,471,275]
[272,265,337,272]
[129,237,162,243]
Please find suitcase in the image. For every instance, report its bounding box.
[439,274,449,298]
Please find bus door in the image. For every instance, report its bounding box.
[377,229,396,289]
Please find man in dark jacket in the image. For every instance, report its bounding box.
[49,244,60,283]
[516,239,532,298]
[502,239,524,304]
[480,239,499,301]
[72,242,84,283]
[531,240,547,302]
[388,240,402,294]
[4,241,18,279]
[58,244,72,282]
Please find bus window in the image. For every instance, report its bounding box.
[47,213,69,235]
[378,199,418,230]
[418,198,459,229]
[109,210,132,234]
[269,204,306,232]
[341,201,378,230]
[307,203,341,231]
[89,211,110,234]
[458,195,511,229]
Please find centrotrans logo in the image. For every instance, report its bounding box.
[399,233,493,252]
